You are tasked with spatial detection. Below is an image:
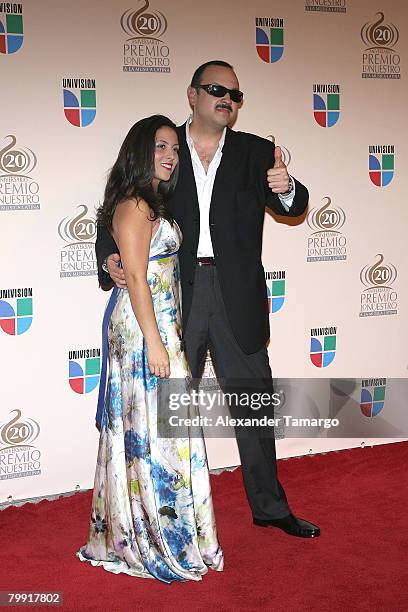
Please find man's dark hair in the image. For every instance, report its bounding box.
[97,115,178,230]
[190,60,234,88]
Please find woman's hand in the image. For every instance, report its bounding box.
[147,339,170,378]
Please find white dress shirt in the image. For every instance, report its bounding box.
[185,117,295,257]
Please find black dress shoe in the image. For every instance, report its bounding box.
[253,513,320,538]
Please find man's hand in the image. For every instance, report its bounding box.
[107,253,127,289]
[267,146,290,193]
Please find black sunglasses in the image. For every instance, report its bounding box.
[197,83,244,103]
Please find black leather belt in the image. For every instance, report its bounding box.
[197,257,216,266]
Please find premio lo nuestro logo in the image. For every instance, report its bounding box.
[360,378,386,417]
[265,271,286,314]
[0,2,23,54]
[69,348,101,394]
[121,1,170,73]
[361,12,400,79]
[310,326,337,368]
[199,351,219,393]
[58,205,97,278]
[0,409,41,480]
[313,84,340,128]
[305,0,346,13]
[62,78,96,128]
[266,136,291,167]
[0,287,32,335]
[0,134,40,211]
[306,197,347,262]
[255,17,284,63]
[369,145,394,187]
[360,254,397,317]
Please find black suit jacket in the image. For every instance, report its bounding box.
[96,124,308,354]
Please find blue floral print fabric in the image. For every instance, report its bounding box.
[77,219,223,582]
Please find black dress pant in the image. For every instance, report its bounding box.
[183,264,290,520]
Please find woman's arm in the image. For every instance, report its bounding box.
[113,199,170,377]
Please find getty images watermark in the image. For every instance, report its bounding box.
[167,389,338,429]
[158,378,408,439]
[157,379,342,438]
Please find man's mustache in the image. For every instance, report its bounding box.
[215,102,232,112]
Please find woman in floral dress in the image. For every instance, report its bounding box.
[78,115,223,583]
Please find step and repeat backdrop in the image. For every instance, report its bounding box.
[1,0,407,502]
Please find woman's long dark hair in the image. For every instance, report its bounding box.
[97,115,178,230]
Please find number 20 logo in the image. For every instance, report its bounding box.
[120,3,168,39]
[0,135,37,177]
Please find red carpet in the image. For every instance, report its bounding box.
[1,442,407,611]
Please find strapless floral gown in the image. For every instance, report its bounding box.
[77,218,223,582]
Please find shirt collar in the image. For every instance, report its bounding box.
[185,115,227,153]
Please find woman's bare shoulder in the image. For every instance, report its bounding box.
[113,198,154,231]
[116,197,152,217]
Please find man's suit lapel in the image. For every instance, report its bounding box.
[211,128,241,214]
[175,124,199,218]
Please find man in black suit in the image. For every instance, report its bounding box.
[96,60,319,538]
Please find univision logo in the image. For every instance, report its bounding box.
[58,205,97,278]
[313,84,340,128]
[369,145,394,187]
[0,134,40,211]
[0,287,32,335]
[360,378,386,417]
[360,254,397,317]
[306,197,347,262]
[310,326,337,368]
[255,17,284,63]
[69,348,101,394]
[0,409,41,480]
[361,12,400,79]
[121,1,170,73]
[62,78,96,128]
[0,2,23,54]
[265,271,286,314]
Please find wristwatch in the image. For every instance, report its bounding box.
[280,176,294,196]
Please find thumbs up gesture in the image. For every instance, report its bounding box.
[267,146,291,193]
